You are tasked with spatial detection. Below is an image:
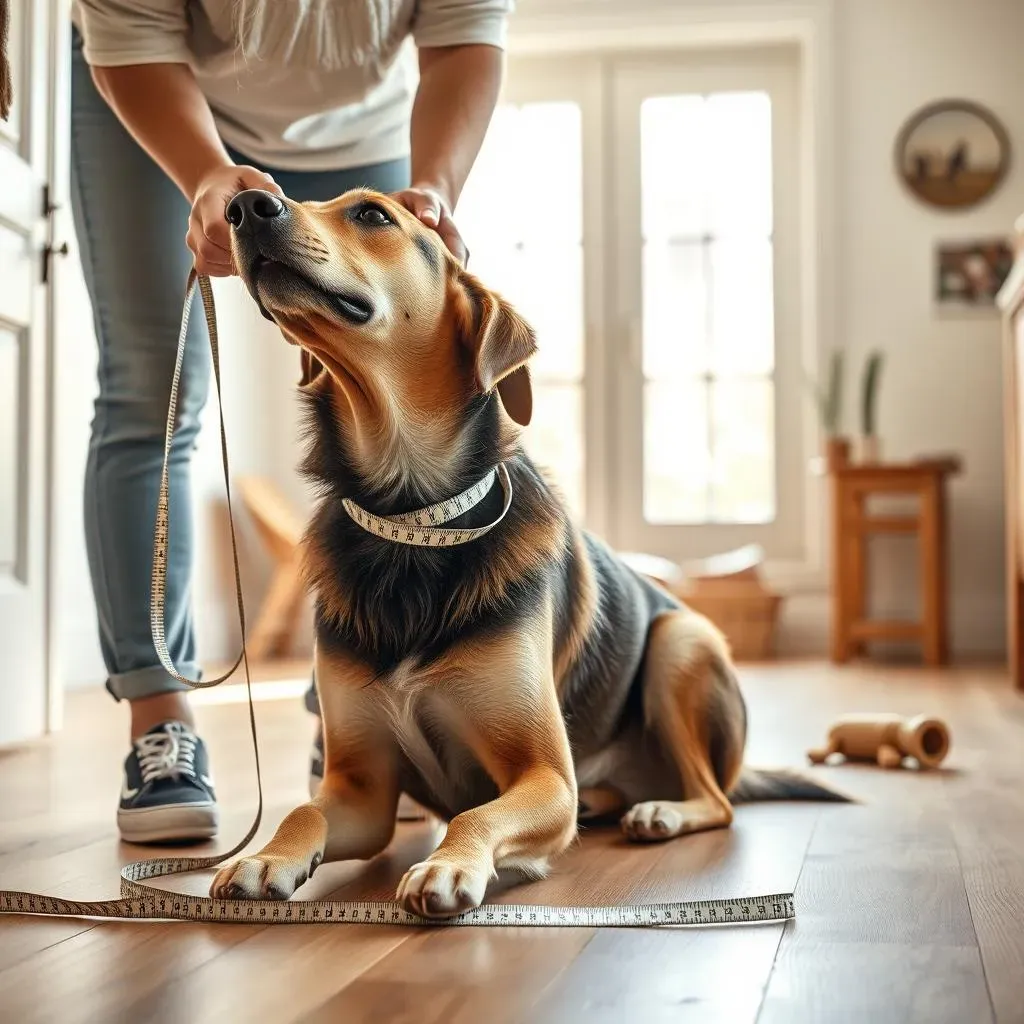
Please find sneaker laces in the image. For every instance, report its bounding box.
[134,723,198,786]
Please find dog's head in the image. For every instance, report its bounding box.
[227,188,537,449]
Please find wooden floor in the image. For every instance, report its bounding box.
[0,660,1022,1024]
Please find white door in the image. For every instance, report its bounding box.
[0,0,61,744]
[609,52,805,564]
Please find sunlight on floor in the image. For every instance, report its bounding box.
[189,676,311,706]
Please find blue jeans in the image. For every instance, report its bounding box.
[70,29,409,702]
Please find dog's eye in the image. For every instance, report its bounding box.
[355,205,392,227]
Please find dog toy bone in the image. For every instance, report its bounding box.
[807,713,950,770]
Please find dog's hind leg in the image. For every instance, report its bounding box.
[621,610,744,842]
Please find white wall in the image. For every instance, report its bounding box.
[832,0,1022,656]
[52,0,1023,689]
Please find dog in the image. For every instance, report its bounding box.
[210,187,847,918]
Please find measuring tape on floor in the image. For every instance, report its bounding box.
[0,271,795,930]
[0,884,794,927]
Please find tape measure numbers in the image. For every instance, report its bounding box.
[0,888,795,928]
[0,273,797,931]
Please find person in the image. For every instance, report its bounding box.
[70,0,511,844]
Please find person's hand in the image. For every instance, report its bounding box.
[187,165,284,277]
[393,185,469,266]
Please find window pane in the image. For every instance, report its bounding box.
[642,241,707,378]
[518,103,583,243]
[709,378,775,523]
[639,87,777,528]
[464,241,523,299]
[641,91,772,241]
[710,239,775,375]
[458,102,582,248]
[456,100,585,384]
[643,379,710,524]
[706,91,773,237]
[524,384,584,518]
[456,105,522,249]
[512,244,583,382]
[641,95,707,240]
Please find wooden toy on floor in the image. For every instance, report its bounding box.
[807,713,950,769]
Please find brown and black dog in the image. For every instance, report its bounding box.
[211,187,846,918]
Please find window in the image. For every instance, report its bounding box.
[456,50,804,567]
[640,92,776,526]
[457,101,586,518]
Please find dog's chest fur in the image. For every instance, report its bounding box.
[370,659,500,818]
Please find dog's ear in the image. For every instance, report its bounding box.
[456,274,537,427]
[299,349,325,388]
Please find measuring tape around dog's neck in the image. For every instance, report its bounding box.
[342,465,513,547]
[0,271,795,929]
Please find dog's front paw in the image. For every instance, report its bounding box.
[210,850,324,900]
[396,857,489,918]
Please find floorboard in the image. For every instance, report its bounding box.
[0,661,1020,1024]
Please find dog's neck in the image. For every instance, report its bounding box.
[300,373,518,519]
[300,372,567,673]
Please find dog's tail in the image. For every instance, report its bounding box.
[729,767,855,805]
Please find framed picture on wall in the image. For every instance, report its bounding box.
[934,238,1014,314]
[896,100,1011,210]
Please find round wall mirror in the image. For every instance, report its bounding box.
[895,99,1010,210]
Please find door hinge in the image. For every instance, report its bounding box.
[42,183,58,216]
[41,183,67,284]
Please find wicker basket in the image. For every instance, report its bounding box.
[678,580,783,661]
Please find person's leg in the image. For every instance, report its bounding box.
[71,27,217,842]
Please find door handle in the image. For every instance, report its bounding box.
[41,241,69,285]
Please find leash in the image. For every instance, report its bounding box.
[0,270,796,929]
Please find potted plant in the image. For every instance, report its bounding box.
[807,349,849,471]
[859,350,884,463]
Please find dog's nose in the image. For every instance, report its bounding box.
[226,189,285,232]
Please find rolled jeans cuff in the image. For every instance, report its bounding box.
[105,664,201,702]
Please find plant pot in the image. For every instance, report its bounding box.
[858,434,882,464]
[824,436,851,472]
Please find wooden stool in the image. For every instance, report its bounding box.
[236,476,307,662]
[829,455,961,665]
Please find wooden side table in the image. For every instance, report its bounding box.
[829,455,961,666]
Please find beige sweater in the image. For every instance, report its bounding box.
[73,0,512,171]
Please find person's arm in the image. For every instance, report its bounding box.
[90,63,233,201]
[75,1,279,275]
[90,63,280,276]
[395,0,512,265]
[397,44,503,263]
